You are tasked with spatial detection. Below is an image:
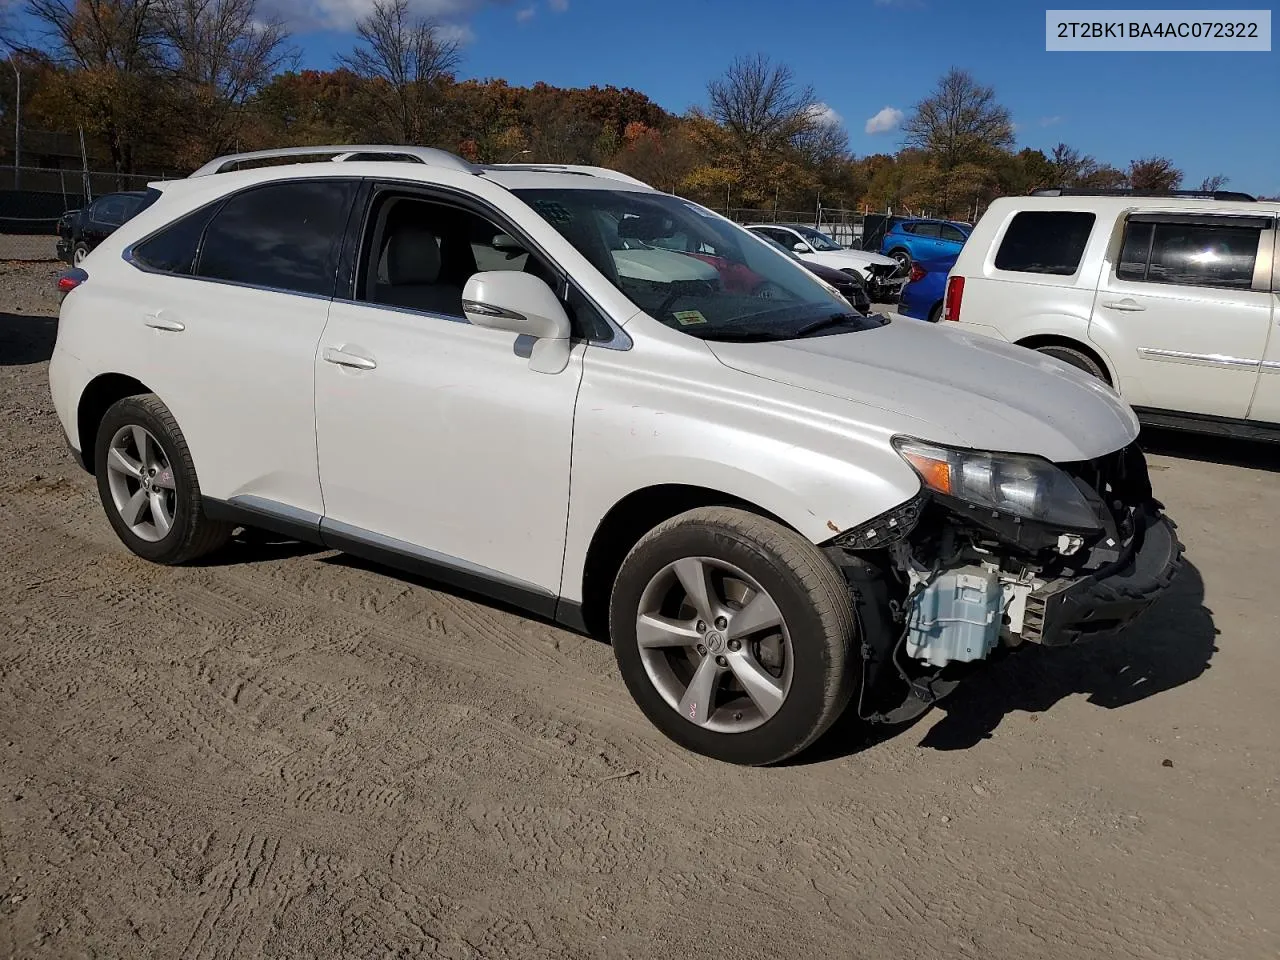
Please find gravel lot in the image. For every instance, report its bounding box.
[1,260,1278,959]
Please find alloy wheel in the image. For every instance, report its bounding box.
[634,556,793,733]
[104,424,177,542]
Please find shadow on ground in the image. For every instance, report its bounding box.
[1140,426,1280,472]
[916,558,1215,750]
[0,313,57,366]
[805,558,1215,760]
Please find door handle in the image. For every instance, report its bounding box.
[144,312,185,332]
[1102,298,1146,312]
[323,347,377,370]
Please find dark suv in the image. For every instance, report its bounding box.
[57,191,155,266]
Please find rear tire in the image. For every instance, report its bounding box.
[94,394,232,565]
[1034,344,1109,383]
[888,248,911,272]
[609,507,858,765]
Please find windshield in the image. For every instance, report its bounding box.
[793,226,844,251]
[514,188,884,341]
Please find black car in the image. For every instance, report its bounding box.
[56,191,155,265]
[758,235,873,313]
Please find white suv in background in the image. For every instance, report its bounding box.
[946,190,1279,439]
[49,146,1181,765]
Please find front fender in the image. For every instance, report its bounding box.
[560,329,921,602]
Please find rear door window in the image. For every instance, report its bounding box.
[1116,216,1266,290]
[196,180,357,297]
[994,211,1096,275]
[130,203,221,275]
[940,224,967,243]
[913,222,942,238]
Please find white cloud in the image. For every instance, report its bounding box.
[260,0,498,34]
[1039,115,1063,127]
[515,4,535,21]
[864,106,904,135]
[807,102,842,128]
[548,0,568,10]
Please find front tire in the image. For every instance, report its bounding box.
[94,394,232,565]
[888,248,911,272]
[609,507,858,765]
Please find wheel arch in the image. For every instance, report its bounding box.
[77,373,156,474]
[576,484,794,640]
[1015,334,1115,386]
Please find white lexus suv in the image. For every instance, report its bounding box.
[49,146,1182,765]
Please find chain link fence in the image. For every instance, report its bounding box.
[717,207,869,249]
[0,165,176,261]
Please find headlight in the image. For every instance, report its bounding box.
[817,277,853,307]
[892,437,1101,529]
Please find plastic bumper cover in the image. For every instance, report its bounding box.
[1022,509,1183,647]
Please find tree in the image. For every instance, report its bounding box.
[156,0,293,166]
[25,0,165,172]
[336,0,459,144]
[1198,173,1229,193]
[902,68,1013,213]
[707,53,816,153]
[1128,155,1182,191]
[696,54,849,208]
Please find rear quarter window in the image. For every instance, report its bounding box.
[994,211,1096,276]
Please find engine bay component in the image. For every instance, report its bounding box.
[905,566,1003,668]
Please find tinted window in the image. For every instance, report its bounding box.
[131,203,220,275]
[93,196,127,224]
[914,222,942,238]
[994,211,1096,275]
[940,224,967,242]
[197,180,356,296]
[1116,218,1260,290]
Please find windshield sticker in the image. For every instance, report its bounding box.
[673,310,708,326]
[531,200,572,225]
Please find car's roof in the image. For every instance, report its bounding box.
[984,194,1274,216]
[170,147,657,196]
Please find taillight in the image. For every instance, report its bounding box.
[943,275,964,321]
[57,268,88,295]
[909,264,926,283]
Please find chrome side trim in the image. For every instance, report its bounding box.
[1261,360,1280,375]
[320,519,555,599]
[1136,347,1260,370]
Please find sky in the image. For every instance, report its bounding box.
[13,0,1280,195]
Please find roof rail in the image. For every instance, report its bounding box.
[483,163,652,188]
[1031,186,1257,202]
[189,145,477,178]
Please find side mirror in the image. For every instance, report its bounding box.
[492,233,525,253]
[462,271,572,374]
[793,241,809,253]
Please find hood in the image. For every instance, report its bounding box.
[705,319,1139,463]
[612,248,720,283]
[812,248,899,269]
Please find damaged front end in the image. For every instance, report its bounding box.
[825,439,1183,725]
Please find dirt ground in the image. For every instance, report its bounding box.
[1,260,1277,959]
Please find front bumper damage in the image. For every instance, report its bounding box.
[826,441,1183,723]
[1021,507,1181,646]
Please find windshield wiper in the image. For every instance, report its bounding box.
[789,313,865,339]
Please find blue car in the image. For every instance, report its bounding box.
[879,218,970,272]
[897,253,957,323]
